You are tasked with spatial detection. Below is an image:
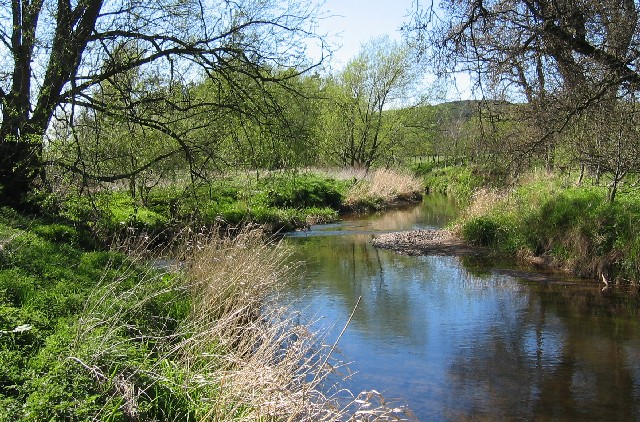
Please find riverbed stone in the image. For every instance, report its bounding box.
[371,229,487,256]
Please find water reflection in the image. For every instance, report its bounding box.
[282,196,640,420]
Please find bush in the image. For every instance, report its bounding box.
[423,166,483,203]
[462,216,503,246]
[257,174,344,209]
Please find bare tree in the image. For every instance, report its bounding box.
[406,0,640,186]
[408,0,640,102]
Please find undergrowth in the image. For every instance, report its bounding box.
[420,165,484,204]
[48,169,426,238]
[53,172,347,239]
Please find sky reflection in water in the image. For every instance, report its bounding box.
[282,197,640,421]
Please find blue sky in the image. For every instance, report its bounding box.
[310,0,472,100]
[314,0,416,69]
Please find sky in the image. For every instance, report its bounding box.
[310,0,472,100]
[313,0,416,69]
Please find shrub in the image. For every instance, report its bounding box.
[462,216,503,246]
[257,174,344,209]
[423,166,483,203]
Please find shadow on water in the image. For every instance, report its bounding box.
[281,195,640,421]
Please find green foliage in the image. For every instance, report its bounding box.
[319,37,418,168]
[462,216,503,246]
[411,161,441,176]
[97,192,169,234]
[53,173,346,237]
[423,166,483,203]
[0,207,199,420]
[459,173,640,281]
[256,174,345,209]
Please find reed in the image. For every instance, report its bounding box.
[343,168,423,211]
[178,227,415,419]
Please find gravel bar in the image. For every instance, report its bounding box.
[371,229,487,257]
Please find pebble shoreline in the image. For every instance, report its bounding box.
[371,229,487,257]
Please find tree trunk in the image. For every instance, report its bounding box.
[577,164,585,186]
[608,179,618,203]
[0,137,43,206]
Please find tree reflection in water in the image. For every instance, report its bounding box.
[282,197,640,420]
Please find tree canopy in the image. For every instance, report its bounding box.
[408,0,640,103]
[0,0,325,205]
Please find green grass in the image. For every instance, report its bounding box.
[457,174,640,282]
[0,208,181,419]
[55,172,347,238]
[420,165,484,204]
[0,171,417,419]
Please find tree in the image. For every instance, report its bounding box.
[214,69,324,173]
[570,98,640,202]
[320,36,419,169]
[0,0,324,205]
[408,0,640,103]
[407,0,640,188]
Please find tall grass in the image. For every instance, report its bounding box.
[176,228,414,419]
[14,227,414,420]
[341,169,423,211]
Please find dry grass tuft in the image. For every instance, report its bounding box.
[176,227,416,420]
[343,169,423,210]
[68,228,415,420]
[464,188,506,220]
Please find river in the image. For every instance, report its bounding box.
[282,195,640,421]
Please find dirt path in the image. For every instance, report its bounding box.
[371,229,487,257]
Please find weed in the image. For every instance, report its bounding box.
[462,216,503,246]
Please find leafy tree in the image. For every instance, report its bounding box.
[320,36,419,169]
[0,0,324,206]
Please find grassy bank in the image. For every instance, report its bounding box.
[49,169,424,240]
[415,164,484,204]
[0,210,411,420]
[53,172,346,239]
[423,167,640,283]
[0,167,423,419]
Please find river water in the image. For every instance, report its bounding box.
[282,195,640,421]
